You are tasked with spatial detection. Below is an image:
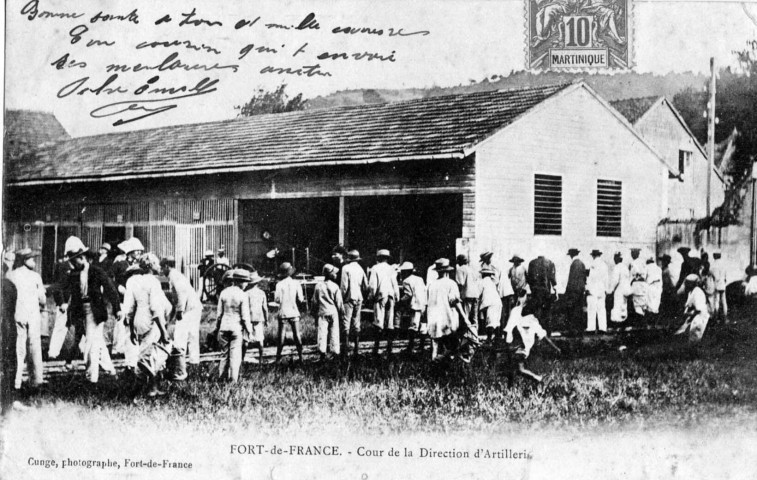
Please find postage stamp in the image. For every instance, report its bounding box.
[526,0,632,70]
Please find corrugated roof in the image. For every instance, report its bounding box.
[4,110,70,160]
[609,96,661,124]
[7,83,572,184]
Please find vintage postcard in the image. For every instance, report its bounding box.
[2,0,757,478]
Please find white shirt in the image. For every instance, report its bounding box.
[217,285,250,332]
[685,286,710,321]
[340,261,368,302]
[646,263,662,286]
[124,274,171,335]
[368,262,400,301]
[246,287,268,324]
[7,267,46,325]
[401,274,427,311]
[630,258,647,281]
[610,263,631,295]
[587,258,609,296]
[479,276,500,309]
[426,277,461,338]
[275,277,304,319]
[167,269,201,313]
[504,305,547,356]
[710,260,727,291]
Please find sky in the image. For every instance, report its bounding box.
[4,0,757,137]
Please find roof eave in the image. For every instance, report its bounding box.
[7,152,468,187]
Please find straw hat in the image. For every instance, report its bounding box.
[434,258,454,272]
[322,264,339,278]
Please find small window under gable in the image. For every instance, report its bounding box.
[534,174,562,235]
[678,150,692,176]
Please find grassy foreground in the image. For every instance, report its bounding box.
[20,313,757,436]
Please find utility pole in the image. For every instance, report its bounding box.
[706,57,716,219]
[752,163,757,266]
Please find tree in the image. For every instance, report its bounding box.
[673,59,757,184]
[235,84,308,116]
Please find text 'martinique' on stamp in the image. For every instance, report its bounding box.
[526,0,632,71]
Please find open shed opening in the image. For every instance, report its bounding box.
[240,198,340,275]
[347,193,463,270]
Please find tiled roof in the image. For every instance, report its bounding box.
[8,83,572,184]
[4,110,70,160]
[609,96,661,124]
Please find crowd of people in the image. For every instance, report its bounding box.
[0,235,746,409]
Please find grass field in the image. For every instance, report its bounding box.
[19,307,757,436]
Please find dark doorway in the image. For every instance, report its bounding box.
[102,226,127,250]
[41,226,56,283]
[240,198,340,276]
[55,226,80,260]
[347,194,463,270]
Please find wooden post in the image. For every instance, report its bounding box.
[706,57,716,219]
[751,173,757,266]
[338,196,346,246]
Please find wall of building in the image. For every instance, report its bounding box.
[471,86,669,291]
[5,159,475,282]
[635,101,725,220]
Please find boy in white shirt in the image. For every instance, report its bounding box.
[478,267,502,344]
[245,271,268,364]
[396,262,427,355]
[274,262,305,363]
[504,290,561,386]
[312,264,343,361]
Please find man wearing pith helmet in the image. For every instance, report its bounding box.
[112,237,145,296]
[61,236,121,383]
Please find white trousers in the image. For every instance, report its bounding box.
[48,309,69,358]
[15,317,44,389]
[586,294,607,332]
[317,314,340,355]
[172,307,202,365]
[83,304,114,383]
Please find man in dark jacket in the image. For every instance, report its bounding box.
[564,248,587,336]
[675,247,700,292]
[93,242,114,278]
[62,237,121,383]
[526,254,557,332]
[112,238,145,298]
[2,258,18,414]
[47,258,73,359]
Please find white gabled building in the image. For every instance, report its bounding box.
[6,81,678,292]
[469,83,676,290]
[610,96,725,221]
